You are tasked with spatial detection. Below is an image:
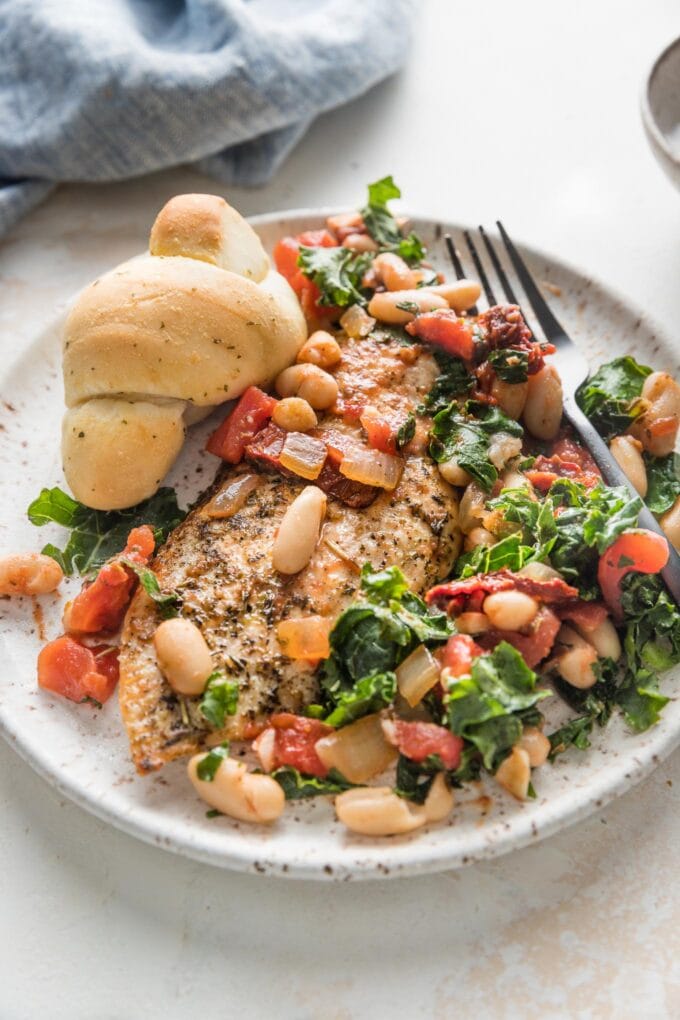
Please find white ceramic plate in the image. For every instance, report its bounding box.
[1,211,679,880]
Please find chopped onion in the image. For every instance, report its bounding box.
[340,304,376,340]
[395,644,441,707]
[279,431,327,480]
[339,445,404,490]
[206,473,262,518]
[315,713,396,783]
[252,727,277,772]
[276,616,332,660]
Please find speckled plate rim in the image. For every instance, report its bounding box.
[0,208,678,881]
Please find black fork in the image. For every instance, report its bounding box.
[444,225,680,606]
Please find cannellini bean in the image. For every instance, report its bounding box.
[425,279,481,313]
[0,553,63,596]
[272,486,327,574]
[188,754,285,824]
[518,727,551,767]
[488,432,523,471]
[518,561,564,582]
[609,435,647,497]
[491,377,529,420]
[628,371,680,456]
[275,363,339,410]
[495,746,531,800]
[296,330,342,369]
[483,590,539,631]
[344,232,378,252]
[154,618,213,695]
[437,457,472,487]
[459,482,487,533]
[555,625,598,689]
[574,616,621,662]
[455,611,491,635]
[523,363,563,440]
[326,211,362,235]
[368,288,448,325]
[500,467,533,493]
[373,252,420,291]
[272,397,318,432]
[660,495,680,550]
[464,527,496,551]
[335,773,453,836]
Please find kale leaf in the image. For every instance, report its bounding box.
[199,671,239,728]
[272,766,356,800]
[488,348,530,383]
[445,642,550,772]
[28,485,185,576]
[361,176,425,263]
[120,560,181,619]
[396,412,416,450]
[418,351,475,416]
[430,400,523,491]
[196,743,230,782]
[575,356,651,439]
[644,452,680,515]
[321,565,452,714]
[324,671,397,728]
[297,245,370,308]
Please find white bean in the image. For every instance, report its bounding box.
[523,363,563,440]
[464,527,496,551]
[296,330,342,369]
[373,252,420,291]
[483,590,538,631]
[629,372,680,456]
[188,754,285,824]
[575,616,621,661]
[495,746,531,800]
[334,773,453,836]
[154,618,214,695]
[455,611,491,635]
[518,727,551,767]
[487,432,523,471]
[609,435,647,497]
[0,553,63,596]
[660,495,680,550]
[272,397,317,432]
[368,289,448,325]
[555,625,598,689]
[275,363,339,410]
[518,561,564,582]
[459,482,487,533]
[272,486,327,574]
[491,377,529,420]
[425,279,482,313]
[437,457,472,487]
[343,232,378,252]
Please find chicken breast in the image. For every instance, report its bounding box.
[119,331,461,773]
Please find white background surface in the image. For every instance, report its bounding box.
[1,2,679,1017]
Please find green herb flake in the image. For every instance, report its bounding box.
[396,412,416,449]
[200,671,239,728]
[297,246,370,308]
[196,742,230,782]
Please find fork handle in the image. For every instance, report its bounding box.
[562,395,680,607]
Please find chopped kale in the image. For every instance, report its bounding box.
[28,486,185,577]
[575,356,651,439]
[120,559,181,619]
[272,766,355,799]
[488,348,530,383]
[396,412,416,450]
[199,671,239,728]
[429,400,523,490]
[297,245,370,308]
[644,452,680,516]
[418,352,475,416]
[196,742,230,782]
[361,175,425,263]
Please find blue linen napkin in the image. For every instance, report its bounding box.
[0,0,415,237]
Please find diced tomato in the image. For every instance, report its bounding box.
[441,634,483,676]
[387,719,463,770]
[551,436,601,477]
[273,231,339,325]
[478,606,561,668]
[427,569,579,607]
[406,310,477,361]
[123,525,155,565]
[266,713,334,777]
[526,454,600,492]
[597,529,670,620]
[557,600,608,632]
[206,386,277,463]
[360,406,400,455]
[38,635,119,704]
[63,561,134,634]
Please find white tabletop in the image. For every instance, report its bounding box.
[1,3,679,1017]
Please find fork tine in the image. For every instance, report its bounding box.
[464,230,496,305]
[444,233,478,315]
[496,220,565,340]
[479,225,518,304]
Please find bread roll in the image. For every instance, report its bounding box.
[61,194,306,510]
